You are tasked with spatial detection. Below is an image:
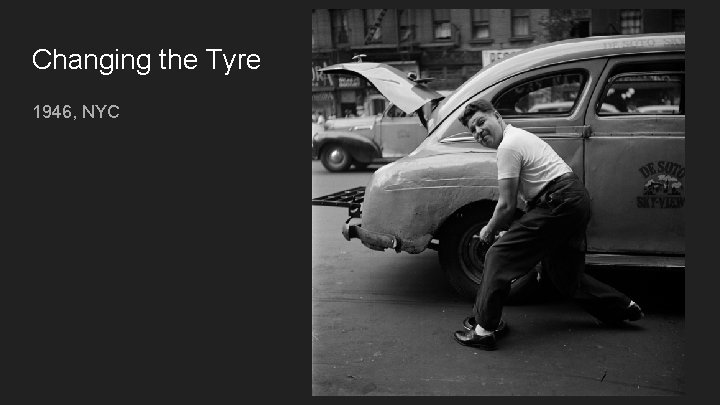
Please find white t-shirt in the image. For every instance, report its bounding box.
[496,124,572,203]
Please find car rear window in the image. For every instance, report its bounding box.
[597,72,684,115]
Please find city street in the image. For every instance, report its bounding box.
[311,160,685,395]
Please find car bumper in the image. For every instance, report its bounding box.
[342,218,400,252]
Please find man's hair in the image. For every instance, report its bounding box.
[458,99,496,127]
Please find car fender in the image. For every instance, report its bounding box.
[361,148,502,253]
[313,131,381,163]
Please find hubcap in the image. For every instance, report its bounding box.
[461,224,488,283]
[329,148,345,164]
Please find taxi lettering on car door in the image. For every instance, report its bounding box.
[584,53,685,254]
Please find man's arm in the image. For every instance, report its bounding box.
[479,177,519,242]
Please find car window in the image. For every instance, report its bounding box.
[598,72,684,115]
[493,70,588,117]
[368,98,388,116]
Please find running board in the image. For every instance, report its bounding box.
[585,254,684,269]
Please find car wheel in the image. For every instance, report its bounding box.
[320,144,352,172]
[438,208,539,302]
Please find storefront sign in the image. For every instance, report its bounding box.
[312,61,334,87]
[312,92,335,102]
[338,76,361,88]
[482,49,523,67]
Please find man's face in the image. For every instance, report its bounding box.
[468,111,503,149]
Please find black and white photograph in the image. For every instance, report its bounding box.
[312,9,685,395]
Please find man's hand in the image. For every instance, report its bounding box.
[479,225,493,243]
[478,227,508,244]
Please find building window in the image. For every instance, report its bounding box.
[672,9,685,32]
[572,19,590,38]
[398,9,415,43]
[471,9,490,40]
[512,9,530,37]
[364,9,384,43]
[620,9,642,34]
[433,9,452,40]
[331,9,349,45]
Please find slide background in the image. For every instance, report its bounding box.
[4,1,712,401]
[10,5,309,400]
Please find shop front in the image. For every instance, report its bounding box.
[313,56,369,119]
[313,57,423,119]
[312,57,337,120]
[311,91,335,121]
[337,75,364,117]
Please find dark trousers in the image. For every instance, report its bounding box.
[473,173,631,330]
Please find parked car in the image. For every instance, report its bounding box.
[312,86,452,172]
[313,33,685,298]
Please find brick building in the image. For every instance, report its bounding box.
[311,9,684,119]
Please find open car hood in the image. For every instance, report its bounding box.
[319,62,444,115]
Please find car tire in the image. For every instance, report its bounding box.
[320,144,353,172]
[438,208,538,302]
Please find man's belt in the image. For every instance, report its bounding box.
[527,172,575,209]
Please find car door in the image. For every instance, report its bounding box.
[584,53,685,254]
[378,104,425,158]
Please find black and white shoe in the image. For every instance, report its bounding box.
[462,317,508,336]
[454,328,498,350]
